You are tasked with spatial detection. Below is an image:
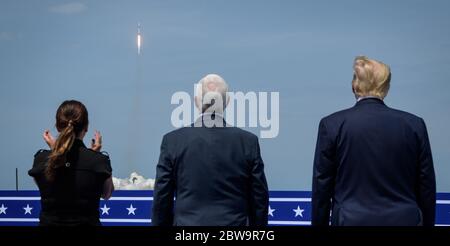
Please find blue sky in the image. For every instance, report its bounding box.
[1,0,449,191]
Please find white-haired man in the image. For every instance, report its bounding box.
[312,56,436,226]
[152,74,269,226]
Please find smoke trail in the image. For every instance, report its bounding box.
[125,25,144,173]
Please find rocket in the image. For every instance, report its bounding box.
[137,23,142,55]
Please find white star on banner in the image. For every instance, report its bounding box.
[0,204,7,214]
[100,204,110,215]
[268,206,275,217]
[126,204,137,215]
[23,204,33,215]
[293,205,304,218]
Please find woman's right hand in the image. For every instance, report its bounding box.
[43,129,56,149]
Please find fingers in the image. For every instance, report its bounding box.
[43,129,50,139]
[91,130,103,152]
[46,130,55,141]
[95,130,102,145]
[43,129,55,149]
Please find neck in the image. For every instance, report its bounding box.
[75,134,85,141]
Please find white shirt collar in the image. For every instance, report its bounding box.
[357,96,382,102]
[198,112,224,118]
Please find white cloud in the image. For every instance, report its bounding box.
[49,2,87,14]
[113,172,155,190]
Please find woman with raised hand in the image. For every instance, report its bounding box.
[29,100,114,226]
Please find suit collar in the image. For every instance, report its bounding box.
[193,113,230,127]
[355,97,386,107]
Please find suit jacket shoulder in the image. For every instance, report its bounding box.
[321,103,425,129]
[323,107,351,119]
[319,107,355,133]
[388,107,425,126]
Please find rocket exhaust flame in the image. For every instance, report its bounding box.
[137,35,141,55]
[137,23,142,55]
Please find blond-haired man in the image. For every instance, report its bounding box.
[311,56,436,226]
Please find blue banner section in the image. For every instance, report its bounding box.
[0,190,448,226]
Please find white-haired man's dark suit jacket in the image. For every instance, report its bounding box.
[152,114,269,226]
[312,98,436,226]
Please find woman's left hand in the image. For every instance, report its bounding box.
[91,130,102,152]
